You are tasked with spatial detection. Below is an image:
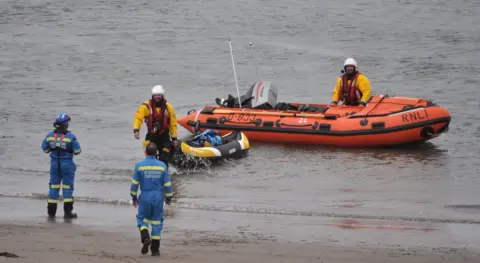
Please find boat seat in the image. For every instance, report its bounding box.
[274,102,298,111]
[297,104,328,113]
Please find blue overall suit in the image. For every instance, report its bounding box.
[41,129,81,218]
[130,155,173,256]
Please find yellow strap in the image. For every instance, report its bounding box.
[165,192,173,197]
[64,198,73,202]
[163,181,172,187]
[62,185,70,189]
[139,226,149,231]
[47,199,58,203]
[130,191,137,195]
[50,184,61,189]
[143,219,161,225]
[131,179,139,185]
[46,137,72,142]
[138,166,164,171]
[151,236,161,240]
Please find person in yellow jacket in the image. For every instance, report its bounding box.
[331,58,372,106]
[133,85,178,168]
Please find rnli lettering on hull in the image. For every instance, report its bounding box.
[401,109,429,123]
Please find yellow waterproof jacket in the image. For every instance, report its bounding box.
[331,73,372,104]
[133,100,178,139]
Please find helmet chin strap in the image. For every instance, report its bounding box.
[344,66,356,76]
[152,96,165,106]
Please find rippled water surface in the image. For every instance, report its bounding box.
[1,0,480,248]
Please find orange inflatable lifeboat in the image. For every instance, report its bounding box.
[178,81,451,147]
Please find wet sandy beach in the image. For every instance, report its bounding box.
[3,223,480,263]
[2,198,480,262]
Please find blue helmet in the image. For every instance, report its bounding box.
[54,113,71,128]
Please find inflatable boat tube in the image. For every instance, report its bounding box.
[168,130,250,168]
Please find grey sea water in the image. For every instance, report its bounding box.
[1,0,480,249]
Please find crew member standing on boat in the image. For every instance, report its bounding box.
[133,85,178,168]
[41,113,82,219]
[331,58,372,106]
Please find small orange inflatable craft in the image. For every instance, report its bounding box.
[178,81,451,147]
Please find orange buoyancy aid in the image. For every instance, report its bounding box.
[341,72,363,105]
[144,99,170,135]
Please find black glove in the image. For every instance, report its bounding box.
[171,138,179,149]
[331,101,338,105]
[165,197,172,205]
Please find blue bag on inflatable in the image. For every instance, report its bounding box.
[189,129,223,147]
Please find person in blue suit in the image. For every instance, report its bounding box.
[130,142,173,256]
[41,113,82,219]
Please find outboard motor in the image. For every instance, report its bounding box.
[247,81,278,109]
[216,81,279,109]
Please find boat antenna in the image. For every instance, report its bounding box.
[249,42,261,81]
[228,38,242,109]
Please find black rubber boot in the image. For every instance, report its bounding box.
[151,239,160,256]
[63,201,77,219]
[47,202,57,218]
[140,229,151,255]
[157,152,169,169]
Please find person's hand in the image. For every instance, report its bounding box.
[359,102,366,107]
[331,101,338,105]
[134,129,140,140]
[132,199,138,208]
[172,139,178,147]
[165,197,172,205]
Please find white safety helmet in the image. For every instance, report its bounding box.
[151,85,165,96]
[344,57,358,68]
